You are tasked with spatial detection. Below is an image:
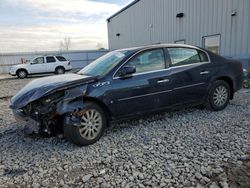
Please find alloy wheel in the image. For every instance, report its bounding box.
[57,69,64,74]
[213,86,228,107]
[79,109,103,140]
[18,71,27,78]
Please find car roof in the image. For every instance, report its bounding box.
[116,43,203,52]
[33,55,65,58]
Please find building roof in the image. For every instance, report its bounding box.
[107,0,140,22]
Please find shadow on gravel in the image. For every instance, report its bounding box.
[209,156,250,188]
[3,168,27,177]
[225,158,250,188]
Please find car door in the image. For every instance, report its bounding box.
[166,47,214,105]
[45,56,57,72]
[29,57,47,74]
[108,48,174,118]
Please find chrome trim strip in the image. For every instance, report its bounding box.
[169,61,210,69]
[113,68,168,79]
[117,89,172,102]
[174,83,205,90]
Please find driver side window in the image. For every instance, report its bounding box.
[32,57,44,64]
[125,49,165,74]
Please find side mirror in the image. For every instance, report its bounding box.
[118,66,136,77]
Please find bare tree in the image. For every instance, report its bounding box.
[96,42,105,50]
[59,37,72,51]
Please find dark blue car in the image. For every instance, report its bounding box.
[10,44,243,146]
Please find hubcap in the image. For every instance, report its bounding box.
[213,86,228,107]
[58,69,64,74]
[79,109,102,140]
[19,71,26,78]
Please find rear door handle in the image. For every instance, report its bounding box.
[200,71,209,75]
[157,79,169,83]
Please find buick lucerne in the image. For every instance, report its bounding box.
[10,44,243,146]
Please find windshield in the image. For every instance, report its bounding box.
[78,51,127,77]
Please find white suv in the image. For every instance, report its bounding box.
[9,55,72,79]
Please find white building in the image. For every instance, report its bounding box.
[107,0,250,67]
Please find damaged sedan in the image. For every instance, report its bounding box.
[10,44,243,146]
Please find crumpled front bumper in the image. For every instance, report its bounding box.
[12,109,40,134]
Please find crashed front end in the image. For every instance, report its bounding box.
[12,91,65,134]
[9,74,96,135]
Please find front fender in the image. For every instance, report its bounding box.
[56,85,88,115]
[56,97,93,127]
[56,97,85,115]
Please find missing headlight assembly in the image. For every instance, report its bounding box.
[20,91,65,135]
[9,73,95,136]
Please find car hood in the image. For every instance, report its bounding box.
[11,64,27,68]
[10,74,97,109]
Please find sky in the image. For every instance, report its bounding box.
[0,0,133,53]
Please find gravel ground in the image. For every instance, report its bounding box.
[0,78,250,188]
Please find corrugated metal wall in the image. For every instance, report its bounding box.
[0,50,108,74]
[108,0,250,66]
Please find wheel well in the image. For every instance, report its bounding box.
[82,97,112,122]
[216,76,234,99]
[16,68,28,75]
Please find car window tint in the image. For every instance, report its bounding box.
[56,56,67,61]
[46,56,56,63]
[126,49,165,74]
[33,57,44,64]
[168,48,201,67]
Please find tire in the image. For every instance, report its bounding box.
[205,80,231,111]
[55,67,65,74]
[17,69,28,79]
[63,102,107,146]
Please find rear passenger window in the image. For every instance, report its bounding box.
[56,56,67,61]
[46,56,56,63]
[168,48,208,67]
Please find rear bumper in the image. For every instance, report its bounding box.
[234,74,244,92]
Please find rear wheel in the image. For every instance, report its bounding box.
[55,67,65,74]
[17,69,28,79]
[63,102,107,146]
[205,80,230,111]
[243,80,250,88]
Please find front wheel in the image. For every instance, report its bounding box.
[205,80,230,111]
[63,102,107,146]
[17,69,28,79]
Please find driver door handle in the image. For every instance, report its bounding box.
[157,79,169,83]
